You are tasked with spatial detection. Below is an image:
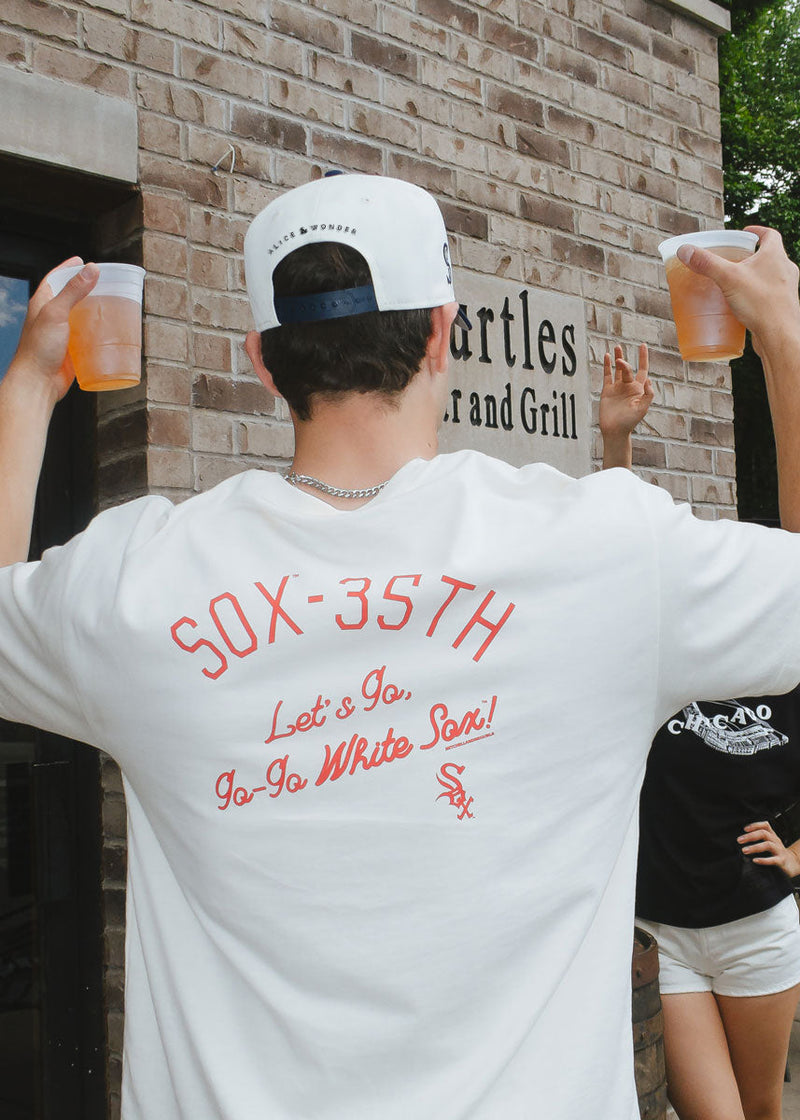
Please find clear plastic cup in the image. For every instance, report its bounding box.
[658,231,758,362]
[47,262,145,391]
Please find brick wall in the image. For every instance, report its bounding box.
[1,1,731,1114]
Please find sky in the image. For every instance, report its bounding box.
[0,275,29,381]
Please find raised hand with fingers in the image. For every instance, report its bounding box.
[599,343,653,470]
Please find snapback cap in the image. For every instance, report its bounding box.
[244,173,470,331]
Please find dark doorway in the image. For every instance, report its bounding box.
[0,217,106,1118]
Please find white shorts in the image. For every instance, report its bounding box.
[636,895,800,998]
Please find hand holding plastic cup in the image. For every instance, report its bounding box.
[658,231,759,362]
[47,262,145,391]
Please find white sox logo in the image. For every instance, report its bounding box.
[436,762,474,820]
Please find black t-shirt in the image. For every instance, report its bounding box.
[636,688,800,928]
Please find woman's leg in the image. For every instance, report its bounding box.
[661,991,745,1120]
[716,983,800,1120]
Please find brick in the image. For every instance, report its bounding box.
[632,439,666,468]
[140,153,227,208]
[690,417,734,448]
[131,0,220,48]
[544,43,599,87]
[0,28,27,66]
[548,169,599,207]
[601,10,651,51]
[624,0,673,34]
[308,50,382,101]
[651,31,695,72]
[306,0,377,27]
[634,287,672,319]
[4,0,78,43]
[421,57,482,102]
[193,373,275,415]
[351,32,418,80]
[383,77,450,126]
[269,75,346,128]
[653,147,703,185]
[193,331,234,371]
[679,182,723,220]
[577,211,630,248]
[229,105,307,154]
[519,194,575,233]
[519,1,572,44]
[189,250,228,290]
[98,409,147,459]
[238,420,295,458]
[388,153,455,196]
[421,124,487,172]
[136,75,228,129]
[142,231,188,278]
[627,106,674,145]
[603,66,650,108]
[84,14,175,72]
[715,449,737,478]
[656,205,700,237]
[439,200,488,241]
[652,85,700,128]
[576,26,629,67]
[456,171,518,217]
[221,20,269,63]
[552,235,605,272]
[145,319,189,362]
[451,37,515,83]
[232,177,279,217]
[145,275,188,319]
[666,441,713,472]
[148,407,191,447]
[676,126,721,163]
[490,216,551,257]
[577,149,626,187]
[381,7,448,56]
[352,106,418,150]
[547,107,596,146]
[146,363,193,405]
[148,446,193,490]
[180,46,263,100]
[139,112,182,158]
[517,126,570,169]
[142,192,188,237]
[638,408,687,441]
[98,453,149,502]
[483,15,540,62]
[270,0,344,52]
[630,168,678,205]
[33,43,131,97]
[207,0,267,18]
[514,59,574,106]
[488,85,544,128]
[195,455,248,491]
[418,0,479,36]
[192,291,251,332]
[311,131,383,175]
[692,476,735,505]
[193,410,235,453]
[83,0,128,14]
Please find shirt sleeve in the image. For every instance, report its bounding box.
[0,495,173,745]
[639,479,800,729]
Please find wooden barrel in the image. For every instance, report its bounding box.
[632,927,667,1120]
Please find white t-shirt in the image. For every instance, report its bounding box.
[1,450,799,1120]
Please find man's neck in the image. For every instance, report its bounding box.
[288,383,441,508]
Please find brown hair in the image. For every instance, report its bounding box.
[259,242,433,420]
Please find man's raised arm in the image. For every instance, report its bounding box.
[677,227,800,531]
[0,261,98,567]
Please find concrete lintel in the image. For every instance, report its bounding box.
[654,0,731,34]
[0,66,137,184]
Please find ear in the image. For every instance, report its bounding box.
[426,303,458,376]
[244,329,283,398]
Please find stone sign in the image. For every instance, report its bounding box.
[440,269,591,477]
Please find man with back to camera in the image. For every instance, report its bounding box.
[1,171,800,1119]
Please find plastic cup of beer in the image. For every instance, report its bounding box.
[657,230,758,362]
[47,262,145,391]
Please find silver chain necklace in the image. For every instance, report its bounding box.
[284,470,388,499]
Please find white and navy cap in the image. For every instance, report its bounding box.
[244,172,470,331]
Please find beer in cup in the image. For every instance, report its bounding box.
[47,262,145,391]
[658,231,758,362]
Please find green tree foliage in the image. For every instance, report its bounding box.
[720,0,800,522]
